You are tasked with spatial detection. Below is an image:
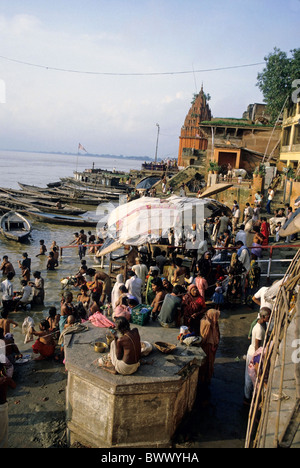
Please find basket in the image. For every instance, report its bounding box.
[131,304,151,326]
[154,341,177,354]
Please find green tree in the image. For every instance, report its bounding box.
[256,47,300,122]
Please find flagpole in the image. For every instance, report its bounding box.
[76,145,79,173]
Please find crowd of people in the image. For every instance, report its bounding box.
[0,184,298,447]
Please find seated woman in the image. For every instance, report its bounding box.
[113,296,131,322]
[98,317,141,375]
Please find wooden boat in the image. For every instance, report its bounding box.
[0,193,86,216]
[0,211,32,242]
[19,181,123,200]
[17,183,109,205]
[24,210,98,227]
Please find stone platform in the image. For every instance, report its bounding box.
[64,321,206,448]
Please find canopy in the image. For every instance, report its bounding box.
[105,195,231,247]
[95,239,123,257]
[198,183,233,199]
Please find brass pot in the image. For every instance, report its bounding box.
[94,341,108,353]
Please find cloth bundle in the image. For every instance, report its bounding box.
[22,317,35,344]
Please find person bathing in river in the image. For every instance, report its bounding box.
[36,239,47,257]
[59,292,75,333]
[29,271,45,306]
[46,251,58,270]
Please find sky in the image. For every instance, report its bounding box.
[0,0,299,159]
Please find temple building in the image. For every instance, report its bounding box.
[178,86,212,167]
[178,90,281,174]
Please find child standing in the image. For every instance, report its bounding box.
[195,273,208,300]
[211,281,224,310]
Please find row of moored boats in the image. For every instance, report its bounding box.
[0,178,128,242]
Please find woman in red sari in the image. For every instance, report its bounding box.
[181,284,206,334]
[260,217,270,246]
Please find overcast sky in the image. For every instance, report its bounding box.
[0,0,299,159]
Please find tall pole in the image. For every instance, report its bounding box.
[155,123,160,163]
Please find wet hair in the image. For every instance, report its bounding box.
[87,268,96,277]
[260,307,271,318]
[115,316,130,334]
[173,284,186,296]
[152,277,163,289]
[48,307,57,317]
[41,319,50,330]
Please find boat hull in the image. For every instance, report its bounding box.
[25,210,98,227]
[0,211,32,242]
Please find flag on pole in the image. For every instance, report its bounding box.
[78,143,87,152]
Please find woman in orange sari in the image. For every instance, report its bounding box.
[199,309,220,385]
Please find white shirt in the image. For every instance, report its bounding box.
[238,248,251,272]
[248,322,266,357]
[0,339,6,363]
[20,285,32,303]
[233,208,240,219]
[125,276,143,304]
[268,190,274,200]
[1,279,13,300]
[132,264,148,282]
[254,286,273,310]
[132,264,148,291]
[235,230,247,246]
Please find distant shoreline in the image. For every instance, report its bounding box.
[0,148,154,161]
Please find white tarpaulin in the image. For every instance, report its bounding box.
[105,195,230,247]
